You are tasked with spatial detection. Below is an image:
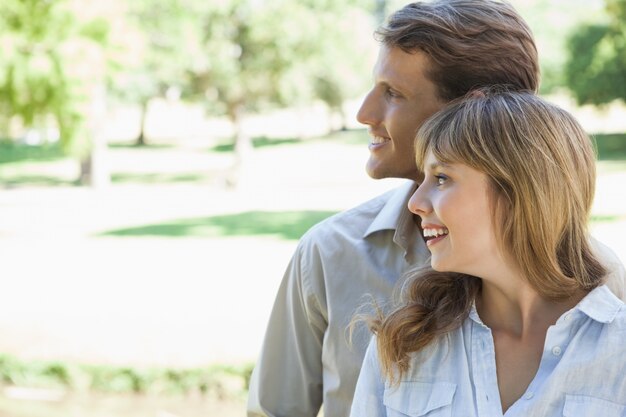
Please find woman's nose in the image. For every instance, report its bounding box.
[407,184,432,216]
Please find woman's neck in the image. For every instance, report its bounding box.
[474,269,588,414]
[476,276,586,337]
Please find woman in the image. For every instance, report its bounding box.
[350,89,626,417]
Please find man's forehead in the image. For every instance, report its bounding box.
[373,45,432,89]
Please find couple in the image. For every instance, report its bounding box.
[248,1,626,416]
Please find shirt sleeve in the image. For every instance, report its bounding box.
[590,236,626,301]
[247,237,327,417]
[350,337,387,417]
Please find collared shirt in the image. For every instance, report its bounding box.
[248,180,626,417]
[248,181,430,417]
[351,285,626,417]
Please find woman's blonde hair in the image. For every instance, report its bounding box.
[371,88,607,383]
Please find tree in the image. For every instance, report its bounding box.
[0,0,111,185]
[565,0,626,106]
[110,0,204,146]
[186,0,375,185]
[185,0,315,185]
[302,3,375,131]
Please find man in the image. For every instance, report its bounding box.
[247,1,626,416]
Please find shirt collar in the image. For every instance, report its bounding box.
[576,285,624,324]
[468,285,624,327]
[363,181,417,238]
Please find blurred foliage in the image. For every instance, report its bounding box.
[0,354,252,397]
[109,0,204,145]
[0,0,110,158]
[0,0,374,153]
[565,0,626,106]
[508,0,607,94]
[184,0,374,144]
[0,0,623,163]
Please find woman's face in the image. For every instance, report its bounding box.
[408,150,504,277]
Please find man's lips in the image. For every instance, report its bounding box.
[368,135,391,150]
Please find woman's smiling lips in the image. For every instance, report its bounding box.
[422,224,449,247]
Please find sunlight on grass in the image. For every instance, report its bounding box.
[597,160,626,174]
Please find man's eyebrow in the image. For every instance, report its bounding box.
[376,78,409,94]
[376,80,394,89]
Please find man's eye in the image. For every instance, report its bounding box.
[386,88,400,98]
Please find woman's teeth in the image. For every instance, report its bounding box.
[423,228,449,238]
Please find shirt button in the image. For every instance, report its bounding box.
[564,313,572,321]
[524,392,534,400]
[552,346,562,356]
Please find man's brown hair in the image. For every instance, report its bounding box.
[377,0,539,100]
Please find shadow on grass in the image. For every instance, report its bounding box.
[111,172,210,184]
[210,129,368,152]
[211,136,303,152]
[108,143,175,150]
[594,133,626,161]
[99,210,338,240]
[591,214,621,223]
[1,175,77,188]
[0,141,65,164]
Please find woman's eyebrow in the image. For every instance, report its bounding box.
[427,161,454,171]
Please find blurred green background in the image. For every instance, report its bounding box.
[0,0,625,416]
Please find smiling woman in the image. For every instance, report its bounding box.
[350,88,626,417]
[409,153,498,275]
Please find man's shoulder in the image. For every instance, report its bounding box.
[590,237,626,301]
[303,186,403,242]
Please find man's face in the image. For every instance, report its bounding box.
[357,45,446,180]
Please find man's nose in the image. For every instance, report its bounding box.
[356,89,381,127]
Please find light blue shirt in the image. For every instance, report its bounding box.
[350,285,626,417]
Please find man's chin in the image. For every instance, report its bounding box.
[366,159,416,181]
[365,162,387,180]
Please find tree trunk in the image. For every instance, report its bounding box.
[136,99,149,146]
[339,104,348,131]
[80,83,110,188]
[227,103,252,188]
[375,0,387,24]
[328,105,348,133]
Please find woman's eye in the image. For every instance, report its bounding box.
[435,175,448,186]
